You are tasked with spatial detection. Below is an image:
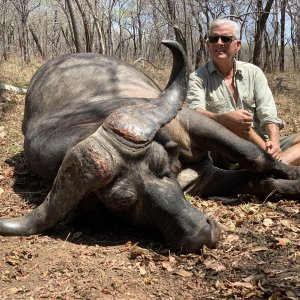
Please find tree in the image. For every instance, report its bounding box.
[252,0,275,67]
[279,0,287,71]
[0,0,13,61]
[11,0,41,63]
[86,0,106,54]
[0,0,300,72]
[66,0,84,52]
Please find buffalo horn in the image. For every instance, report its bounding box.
[0,137,115,235]
[103,40,188,145]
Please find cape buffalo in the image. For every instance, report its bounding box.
[0,41,300,252]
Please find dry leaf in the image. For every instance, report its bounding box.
[244,291,265,299]
[139,265,147,276]
[162,261,173,272]
[129,243,146,258]
[6,287,26,295]
[280,220,300,233]
[226,234,239,243]
[290,226,300,233]
[280,219,292,227]
[243,274,264,283]
[263,218,274,227]
[233,281,254,289]
[257,279,268,292]
[5,256,20,266]
[148,261,158,272]
[204,260,226,272]
[0,126,6,138]
[250,246,269,252]
[169,255,176,264]
[275,237,292,246]
[286,291,299,300]
[175,269,193,277]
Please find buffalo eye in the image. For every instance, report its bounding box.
[97,179,137,212]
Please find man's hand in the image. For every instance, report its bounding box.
[217,109,253,139]
[196,108,266,148]
[265,140,282,158]
[264,123,282,159]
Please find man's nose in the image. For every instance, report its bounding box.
[216,37,224,44]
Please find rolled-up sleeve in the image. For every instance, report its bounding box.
[186,72,206,110]
[253,67,285,130]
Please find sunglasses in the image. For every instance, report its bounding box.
[208,35,236,44]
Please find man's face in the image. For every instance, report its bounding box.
[206,24,241,62]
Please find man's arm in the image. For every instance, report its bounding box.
[248,128,267,150]
[186,72,207,110]
[264,123,282,157]
[196,108,266,150]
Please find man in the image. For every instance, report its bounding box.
[186,18,300,166]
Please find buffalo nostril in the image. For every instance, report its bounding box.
[206,217,215,232]
[206,218,221,249]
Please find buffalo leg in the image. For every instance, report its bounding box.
[179,108,300,180]
[178,156,300,200]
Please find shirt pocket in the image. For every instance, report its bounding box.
[241,96,256,115]
[206,93,228,112]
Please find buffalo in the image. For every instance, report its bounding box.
[0,40,300,253]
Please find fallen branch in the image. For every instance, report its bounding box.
[0,83,27,95]
[133,57,164,70]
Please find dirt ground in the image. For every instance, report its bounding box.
[0,72,300,299]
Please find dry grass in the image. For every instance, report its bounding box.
[133,59,172,90]
[267,72,300,136]
[0,56,43,87]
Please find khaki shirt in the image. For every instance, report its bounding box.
[186,60,284,139]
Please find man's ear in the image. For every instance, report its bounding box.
[236,40,241,52]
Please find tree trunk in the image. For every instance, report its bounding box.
[263,32,272,72]
[29,26,44,58]
[165,0,187,53]
[279,0,287,72]
[85,0,106,54]
[189,3,207,69]
[252,0,275,67]
[74,0,92,52]
[66,0,84,52]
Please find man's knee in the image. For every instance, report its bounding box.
[280,133,300,151]
[291,133,300,146]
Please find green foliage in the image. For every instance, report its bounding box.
[184,192,194,202]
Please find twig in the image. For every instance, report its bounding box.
[252,189,277,215]
[133,57,164,70]
[17,189,49,195]
[62,232,71,247]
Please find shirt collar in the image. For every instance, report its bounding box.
[206,60,217,75]
[207,59,243,77]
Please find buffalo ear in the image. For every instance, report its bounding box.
[165,141,181,176]
[165,140,179,158]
